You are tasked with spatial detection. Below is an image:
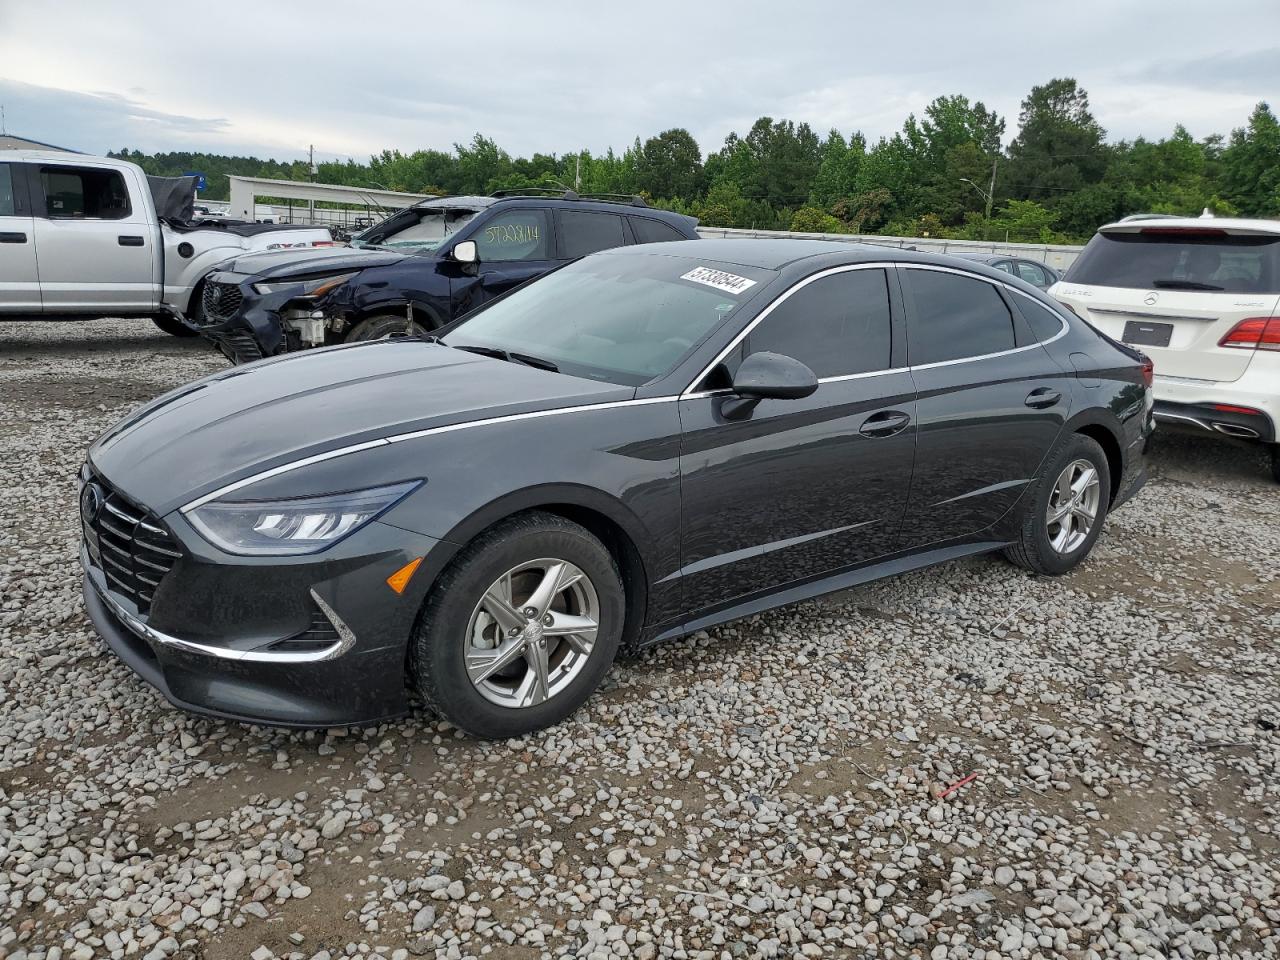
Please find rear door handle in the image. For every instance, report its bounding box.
[0,232,26,243]
[1025,387,1061,409]
[118,235,144,247]
[859,410,911,438]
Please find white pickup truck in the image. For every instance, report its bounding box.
[0,150,333,336]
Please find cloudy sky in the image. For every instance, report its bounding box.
[1,0,1277,161]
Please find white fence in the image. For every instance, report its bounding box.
[696,226,1084,271]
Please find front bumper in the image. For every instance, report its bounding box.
[1153,367,1278,444]
[82,517,446,728]
[195,273,293,363]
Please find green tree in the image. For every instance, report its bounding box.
[1005,78,1107,206]
[1219,102,1280,216]
[634,128,703,200]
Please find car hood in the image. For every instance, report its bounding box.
[218,247,407,279]
[89,341,632,516]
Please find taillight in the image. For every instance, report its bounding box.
[1211,403,1262,416]
[1219,317,1280,350]
[1140,357,1154,388]
[312,240,339,247]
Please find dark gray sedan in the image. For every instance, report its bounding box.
[81,239,1151,738]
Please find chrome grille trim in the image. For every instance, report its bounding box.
[81,474,181,616]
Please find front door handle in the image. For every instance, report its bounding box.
[859,410,911,438]
[0,232,26,243]
[1025,387,1062,409]
[118,235,144,247]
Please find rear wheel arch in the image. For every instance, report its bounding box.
[1071,421,1123,506]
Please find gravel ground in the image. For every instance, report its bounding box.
[1,319,1278,960]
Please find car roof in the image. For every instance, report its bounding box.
[951,252,1008,263]
[1099,215,1280,237]
[602,237,1002,271]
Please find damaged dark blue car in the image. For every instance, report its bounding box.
[189,191,700,363]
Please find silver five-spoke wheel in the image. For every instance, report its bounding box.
[464,559,599,709]
[1046,458,1100,554]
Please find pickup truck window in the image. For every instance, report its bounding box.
[0,164,15,216]
[40,167,132,220]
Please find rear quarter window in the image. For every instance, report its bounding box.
[631,217,688,244]
[1013,295,1068,342]
[1066,231,1280,294]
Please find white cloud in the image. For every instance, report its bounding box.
[0,0,1276,160]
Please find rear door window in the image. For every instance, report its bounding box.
[903,269,1016,365]
[1066,231,1280,294]
[39,167,132,219]
[631,217,687,244]
[474,208,550,262]
[558,210,626,259]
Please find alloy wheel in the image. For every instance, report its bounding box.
[1045,459,1101,554]
[464,559,599,709]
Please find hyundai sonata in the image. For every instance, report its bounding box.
[80,239,1152,738]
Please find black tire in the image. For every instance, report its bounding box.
[1004,433,1111,576]
[345,313,431,342]
[412,511,624,739]
[151,314,199,338]
[1270,445,1280,485]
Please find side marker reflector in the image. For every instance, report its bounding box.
[387,557,423,594]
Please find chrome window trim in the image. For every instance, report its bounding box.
[178,396,681,513]
[679,261,1072,399]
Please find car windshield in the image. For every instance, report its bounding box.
[352,208,481,255]
[1066,230,1280,294]
[445,253,775,387]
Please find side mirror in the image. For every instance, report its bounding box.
[452,240,478,264]
[732,351,819,400]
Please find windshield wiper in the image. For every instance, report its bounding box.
[1151,278,1224,291]
[452,343,558,372]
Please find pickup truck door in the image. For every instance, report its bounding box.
[0,161,40,312]
[29,162,160,313]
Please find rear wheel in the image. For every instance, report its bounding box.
[151,314,199,338]
[411,512,624,739]
[345,312,431,342]
[1005,433,1111,575]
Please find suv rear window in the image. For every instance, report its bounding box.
[1066,231,1280,294]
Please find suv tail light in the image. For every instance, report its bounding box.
[1140,357,1154,388]
[1219,317,1280,351]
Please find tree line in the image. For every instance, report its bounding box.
[111,78,1280,244]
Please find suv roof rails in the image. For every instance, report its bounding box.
[489,187,649,208]
[1118,213,1182,222]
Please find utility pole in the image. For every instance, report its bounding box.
[0,104,6,136]
[575,155,581,193]
[985,153,998,222]
[308,144,317,225]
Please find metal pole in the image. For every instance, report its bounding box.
[985,154,998,222]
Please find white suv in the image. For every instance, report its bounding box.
[1052,215,1279,483]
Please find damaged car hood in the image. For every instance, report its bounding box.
[89,340,631,516]
[217,247,408,279]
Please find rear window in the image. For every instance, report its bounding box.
[1066,231,1280,294]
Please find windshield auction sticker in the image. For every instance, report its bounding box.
[680,266,757,295]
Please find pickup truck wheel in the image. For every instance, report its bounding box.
[152,314,199,338]
[345,313,431,343]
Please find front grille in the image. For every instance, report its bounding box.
[201,281,244,324]
[211,331,265,364]
[81,476,181,616]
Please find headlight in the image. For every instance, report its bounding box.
[187,481,420,556]
[253,272,358,297]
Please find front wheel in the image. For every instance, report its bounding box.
[345,313,431,343]
[151,314,199,338]
[411,512,624,739]
[1004,433,1111,575]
